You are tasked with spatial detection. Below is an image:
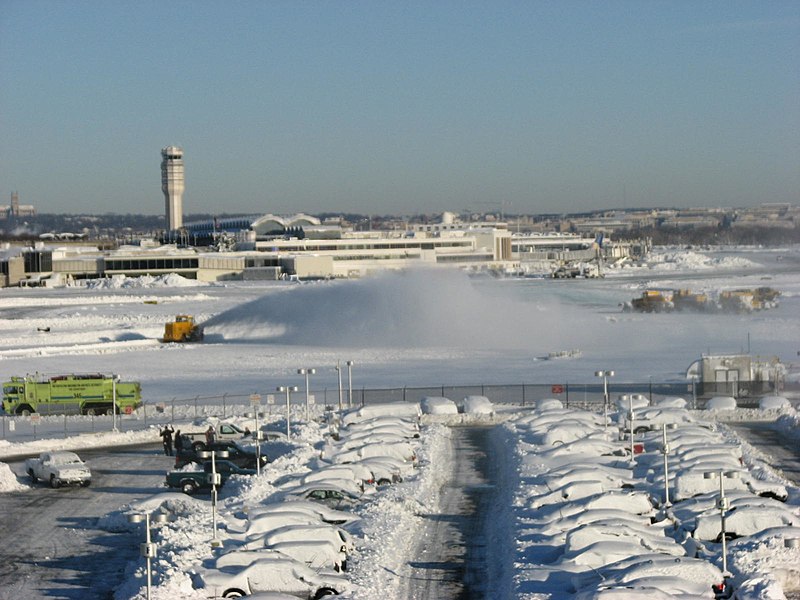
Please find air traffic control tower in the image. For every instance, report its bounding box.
[161,145,184,230]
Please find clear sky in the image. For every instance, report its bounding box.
[1,1,798,217]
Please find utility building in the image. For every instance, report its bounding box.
[161,146,184,230]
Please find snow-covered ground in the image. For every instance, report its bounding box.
[0,245,798,599]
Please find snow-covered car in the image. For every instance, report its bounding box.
[299,463,374,487]
[535,397,563,410]
[196,556,349,598]
[25,451,91,488]
[329,440,416,464]
[287,481,363,509]
[457,395,494,415]
[420,396,459,415]
[231,512,324,540]
[615,394,649,411]
[571,554,727,597]
[341,402,420,426]
[245,500,360,527]
[215,540,347,573]
[247,523,355,555]
[758,395,790,410]
[686,500,800,541]
[655,396,688,408]
[705,396,737,410]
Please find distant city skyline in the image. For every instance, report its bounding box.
[1,1,798,216]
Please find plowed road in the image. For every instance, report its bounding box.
[0,444,171,600]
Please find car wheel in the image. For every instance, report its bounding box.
[50,475,60,489]
[192,441,206,452]
[314,588,339,599]
[181,480,198,495]
[19,407,32,417]
[377,478,391,486]
[28,468,37,483]
[80,480,91,487]
[223,590,245,598]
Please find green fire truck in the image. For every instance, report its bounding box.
[1,374,142,416]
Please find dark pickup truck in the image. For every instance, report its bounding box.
[174,440,268,470]
[165,460,257,495]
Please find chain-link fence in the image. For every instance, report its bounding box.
[1,378,794,445]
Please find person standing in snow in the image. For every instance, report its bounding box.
[205,425,216,446]
[174,430,184,453]
[161,424,175,456]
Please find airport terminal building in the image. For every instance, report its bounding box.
[0,213,642,287]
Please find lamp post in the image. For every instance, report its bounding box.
[595,370,614,429]
[277,386,298,439]
[297,368,316,421]
[128,510,168,600]
[627,395,636,463]
[199,449,229,548]
[660,423,677,507]
[345,360,354,407]
[112,374,120,432]
[703,469,739,578]
[335,361,343,411]
[249,393,262,476]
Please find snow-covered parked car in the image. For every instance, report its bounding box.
[25,451,91,488]
[245,523,355,555]
[671,491,800,541]
[340,402,420,426]
[420,396,459,415]
[758,395,791,410]
[196,555,349,598]
[244,500,359,527]
[457,395,494,415]
[705,396,737,410]
[571,554,727,598]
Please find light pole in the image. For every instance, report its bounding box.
[199,449,229,548]
[704,469,739,578]
[335,361,343,411]
[297,368,316,421]
[346,360,354,407]
[249,393,262,476]
[277,386,298,439]
[128,510,168,600]
[660,423,677,507]
[112,374,120,432]
[627,395,635,463]
[595,370,614,429]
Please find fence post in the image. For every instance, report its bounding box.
[522,384,525,407]
[565,382,569,408]
[403,387,407,403]
[360,387,365,408]
[222,393,227,418]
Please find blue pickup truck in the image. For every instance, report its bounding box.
[165,460,257,494]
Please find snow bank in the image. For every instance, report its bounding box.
[84,273,211,289]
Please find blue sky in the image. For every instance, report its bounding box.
[1,1,798,216]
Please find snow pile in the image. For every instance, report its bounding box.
[84,273,210,289]
[610,248,759,274]
[0,462,27,492]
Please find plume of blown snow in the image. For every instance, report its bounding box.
[202,268,584,350]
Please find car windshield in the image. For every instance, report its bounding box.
[51,453,82,465]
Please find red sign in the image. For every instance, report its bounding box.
[551,384,564,394]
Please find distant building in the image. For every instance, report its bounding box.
[161,146,184,230]
[0,192,37,220]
